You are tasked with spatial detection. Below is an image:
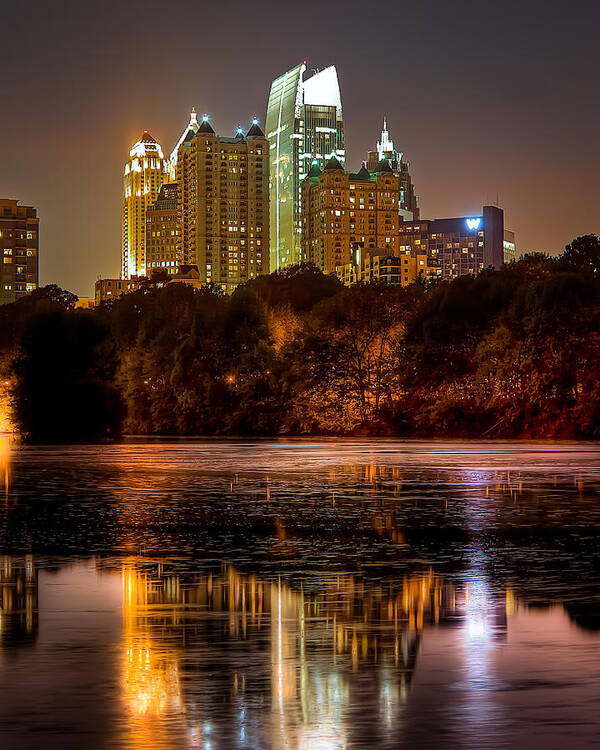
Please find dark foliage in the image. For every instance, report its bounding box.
[3,235,600,441]
[11,308,123,443]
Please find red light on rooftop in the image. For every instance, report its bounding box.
[143,129,149,134]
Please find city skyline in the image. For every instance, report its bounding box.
[2,0,599,297]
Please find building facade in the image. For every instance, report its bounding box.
[169,108,199,181]
[0,199,39,305]
[366,118,419,221]
[398,206,506,277]
[146,183,179,274]
[300,157,403,275]
[95,276,145,305]
[340,248,432,286]
[176,116,269,293]
[121,131,169,280]
[503,229,517,263]
[266,63,345,270]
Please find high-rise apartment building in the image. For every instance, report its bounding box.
[146,183,179,273]
[121,131,169,279]
[0,199,39,305]
[300,157,403,275]
[266,63,345,270]
[366,118,419,221]
[176,116,270,293]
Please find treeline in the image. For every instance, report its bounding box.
[2,235,600,442]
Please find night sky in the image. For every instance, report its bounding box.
[2,0,598,296]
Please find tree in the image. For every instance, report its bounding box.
[12,310,123,443]
[560,234,600,275]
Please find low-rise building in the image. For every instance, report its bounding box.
[0,199,39,305]
[95,276,146,305]
[168,264,202,290]
[75,297,95,309]
[340,247,435,286]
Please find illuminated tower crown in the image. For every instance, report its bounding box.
[121,130,168,279]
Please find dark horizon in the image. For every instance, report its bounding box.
[2,0,599,297]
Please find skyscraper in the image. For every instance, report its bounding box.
[176,116,269,293]
[121,131,169,279]
[366,118,419,221]
[265,63,345,270]
[0,199,39,305]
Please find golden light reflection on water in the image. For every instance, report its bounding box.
[114,560,456,749]
[0,552,598,749]
[121,564,187,749]
[0,436,10,503]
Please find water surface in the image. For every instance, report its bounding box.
[0,440,599,749]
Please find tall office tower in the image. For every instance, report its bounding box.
[366,118,419,220]
[146,183,180,274]
[266,62,345,270]
[121,131,168,279]
[176,116,270,293]
[300,157,401,275]
[0,199,39,305]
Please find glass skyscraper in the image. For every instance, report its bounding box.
[265,63,345,270]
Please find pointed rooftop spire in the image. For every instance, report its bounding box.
[307,159,322,178]
[373,157,393,173]
[246,117,265,137]
[170,108,201,164]
[355,163,371,180]
[324,154,344,171]
[198,114,215,134]
[377,116,394,160]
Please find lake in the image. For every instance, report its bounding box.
[0,439,599,749]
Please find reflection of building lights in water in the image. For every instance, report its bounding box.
[0,435,10,501]
[121,563,185,745]
[298,724,346,749]
[114,560,444,748]
[465,580,489,641]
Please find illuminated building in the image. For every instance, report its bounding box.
[398,205,507,277]
[366,117,419,221]
[121,131,169,280]
[503,229,517,263]
[168,264,202,290]
[75,296,95,309]
[300,156,402,274]
[0,199,39,305]
[95,276,146,305]
[168,107,199,181]
[266,63,345,270]
[176,116,269,293]
[146,183,180,274]
[340,248,434,286]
